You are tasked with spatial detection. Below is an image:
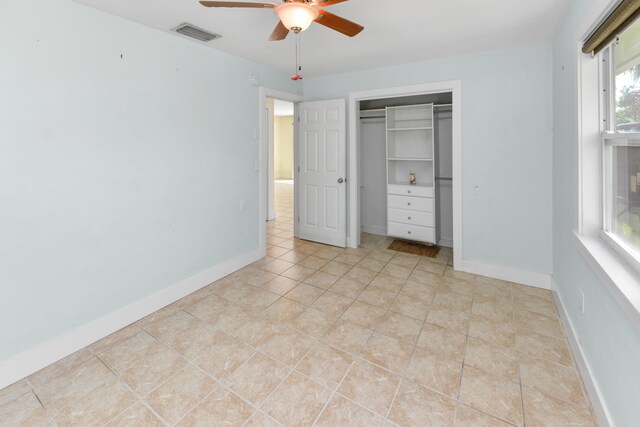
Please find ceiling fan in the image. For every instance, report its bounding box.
[199,0,364,41]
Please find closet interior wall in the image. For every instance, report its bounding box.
[435,106,453,247]
[358,93,454,247]
[359,109,387,236]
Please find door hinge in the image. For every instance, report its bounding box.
[297,116,300,123]
[297,217,300,223]
[297,166,300,172]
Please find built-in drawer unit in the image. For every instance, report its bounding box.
[387,195,434,212]
[388,208,434,227]
[387,184,433,198]
[387,222,435,243]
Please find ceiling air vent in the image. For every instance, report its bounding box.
[173,23,221,42]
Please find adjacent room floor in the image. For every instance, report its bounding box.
[0,181,596,426]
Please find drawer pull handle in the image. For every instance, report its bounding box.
[407,202,411,206]
[408,231,412,234]
[408,217,412,220]
[407,190,411,194]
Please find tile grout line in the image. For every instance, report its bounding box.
[512,284,528,427]
[94,353,172,427]
[26,378,59,427]
[241,329,324,425]
[308,360,355,426]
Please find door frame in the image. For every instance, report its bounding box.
[259,87,303,256]
[348,81,462,269]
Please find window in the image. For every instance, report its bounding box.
[577,0,640,333]
[602,17,640,267]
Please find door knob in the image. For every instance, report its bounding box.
[338,178,344,183]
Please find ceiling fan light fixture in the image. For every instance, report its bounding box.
[274,3,319,32]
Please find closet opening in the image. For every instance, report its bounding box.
[354,89,458,266]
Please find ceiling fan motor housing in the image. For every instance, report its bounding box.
[274,2,319,32]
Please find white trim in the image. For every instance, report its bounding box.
[437,238,454,248]
[551,277,614,427]
[574,232,640,331]
[576,0,619,236]
[600,230,640,278]
[361,225,387,236]
[577,42,603,236]
[0,249,263,389]
[460,259,552,289]
[265,98,276,221]
[258,87,304,252]
[347,81,462,271]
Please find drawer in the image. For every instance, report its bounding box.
[388,184,433,198]
[388,195,434,212]
[388,208,434,227]
[388,222,436,243]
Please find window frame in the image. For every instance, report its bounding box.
[574,0,640,363]
[600,41,640,276]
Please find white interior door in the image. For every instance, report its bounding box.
[297,99,346,247]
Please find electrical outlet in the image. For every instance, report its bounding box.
[240,199,247,212]
[580,291,585,314]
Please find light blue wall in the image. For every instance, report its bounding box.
[553,1,640,425]
[0,0,300,362]
[304,44,554,276]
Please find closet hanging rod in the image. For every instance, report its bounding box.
[435,177,453,181]
[359,115,386,119]
[360,103,452,113]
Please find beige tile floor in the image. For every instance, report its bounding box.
[0,181,597,426]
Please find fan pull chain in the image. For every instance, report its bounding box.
[291,32,303,81]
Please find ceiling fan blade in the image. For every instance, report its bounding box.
[199,1,275,8]
[315,10,363,37]
[269,21,289,41]
[312,0,349,7]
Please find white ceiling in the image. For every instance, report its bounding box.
[74,0,572,77]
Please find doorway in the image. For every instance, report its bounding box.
[259,88,303,255]
[259,90,348,253]
[266,98,295,225]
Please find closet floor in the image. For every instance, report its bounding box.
[0,181,596,426]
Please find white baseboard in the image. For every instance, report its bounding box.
[460,259,552,289]
[0,248,263,389]
[437,238,453,248]
[550,277,613,427]
[361,226,387,236]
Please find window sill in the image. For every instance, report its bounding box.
[574,231,640,330]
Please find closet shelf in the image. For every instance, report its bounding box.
[387,127,433,131]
